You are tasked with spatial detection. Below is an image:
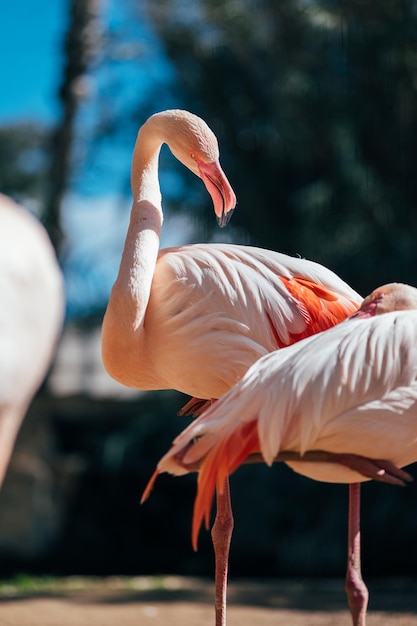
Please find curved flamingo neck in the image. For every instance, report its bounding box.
[131,117,164,203]
[101,119,166,382]
[120,197,163,330]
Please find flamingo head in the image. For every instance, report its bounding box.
[351,282,417,319]
[160,110,237,227]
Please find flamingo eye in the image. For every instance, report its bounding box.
[190,152,196,160]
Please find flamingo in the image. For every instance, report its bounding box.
[101,109,362,626]
[151,282,417,626]
[0,193,64,486]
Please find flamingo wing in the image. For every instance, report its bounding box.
[147,243,362,400]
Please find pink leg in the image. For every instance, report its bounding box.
[345,483,369,626]
[211,477,234,626]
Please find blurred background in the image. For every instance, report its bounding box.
[1,0,417,583]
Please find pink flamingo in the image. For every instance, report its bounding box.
[101,109,362,626]
[0,194,64,486]
[152,282,417,626]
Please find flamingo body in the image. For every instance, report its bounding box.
[0,194,64,485]
[101,109,362,626]
[102,109,361,401]
[119,242,361,398]
[154,284,417,546]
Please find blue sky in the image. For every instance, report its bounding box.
[0,1,194,317]
[0,0,66,123]
[0,2,236,318]
[0,1,176,125]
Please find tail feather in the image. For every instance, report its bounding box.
[191,419,259,550]
[141,469,159,504]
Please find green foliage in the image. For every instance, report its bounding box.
[144,0,417,295]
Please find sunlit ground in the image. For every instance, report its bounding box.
[0,576,416,626]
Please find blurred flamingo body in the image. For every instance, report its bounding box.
[154,283,417,626]
[0,194,64,486]
[101,109,362,626]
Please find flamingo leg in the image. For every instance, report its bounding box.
[345,483,369,626]
[211,477,234,626]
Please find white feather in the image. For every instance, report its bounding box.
[158,309,417,482]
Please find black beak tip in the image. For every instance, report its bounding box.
[217,207,235,228]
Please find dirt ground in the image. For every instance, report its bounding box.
[0,576,417,626]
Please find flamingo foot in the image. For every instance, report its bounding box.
[346,483,368,626]
[346,572,368,626]
[244,451,413,487]
[211,477,234,626]
[178,397,214,417]
[322,453,413,487]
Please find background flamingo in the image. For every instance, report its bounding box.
[101,109,362,626]
[152,282,417,626]
[0,193,64,488]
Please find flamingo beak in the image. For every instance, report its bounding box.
[349,294,383,319]
[197,159,236,227]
